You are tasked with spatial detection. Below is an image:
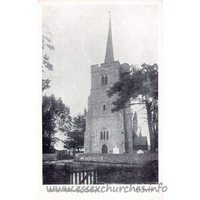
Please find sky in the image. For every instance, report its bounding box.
[42,4,159,146]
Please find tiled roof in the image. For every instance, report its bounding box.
[133,137,147,146]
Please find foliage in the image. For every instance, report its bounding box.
[42,79,51,91]
[42,94,71,153]
[42,27,55,91]
[64,114,86,152]
[107,63,158,111]
[107,63,158,152]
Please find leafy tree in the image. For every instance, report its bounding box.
[64,114,86,152]
[107,63,158,153]
[42,27,55,91]
[42,94,71,153]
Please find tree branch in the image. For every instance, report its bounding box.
[150,107,158,112]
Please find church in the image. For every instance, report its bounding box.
[84,16,147,154]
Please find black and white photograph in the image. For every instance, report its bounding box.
[42,1,161,186]
[3,0,200,200]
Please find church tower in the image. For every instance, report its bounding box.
[84,16,133,154]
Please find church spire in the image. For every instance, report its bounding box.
[104,13,114,63]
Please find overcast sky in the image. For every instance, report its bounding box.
[42,4,159,145]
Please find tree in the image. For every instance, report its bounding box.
[107,63,158,153]
[64,114,86,152]
[151,99,158,150]
[42,94,71,153]
[133,111,138,136]
[42,27,55,91]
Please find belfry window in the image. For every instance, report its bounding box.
[107,131,109,140]
[100,131,103,140]
[105,75,108,85]
[101,76,105,85]
[103,104,106,110]
[101,75,108,85]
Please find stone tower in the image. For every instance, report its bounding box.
[84,16,133,154]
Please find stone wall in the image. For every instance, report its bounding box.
[75,153,158,165]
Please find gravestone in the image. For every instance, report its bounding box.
[113,147,119,154]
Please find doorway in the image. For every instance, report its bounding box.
[102,144,108,153]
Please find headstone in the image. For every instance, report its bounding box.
[137,149,144,154]
[70,149,74,155]
[113,147,119,154]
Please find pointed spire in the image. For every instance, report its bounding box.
[104,13,114,63]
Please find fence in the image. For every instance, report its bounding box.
[69,169,98,184]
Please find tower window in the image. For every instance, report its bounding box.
[100,130,109,140]
[101,76,105,85]
[101,76,108,85]
[103,104,106,110]
[105,75,108,85]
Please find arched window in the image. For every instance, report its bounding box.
[103,104,106,110]
[107,131,109,140]
[101,76,105,85]
[105,75,108,85]
[102,144,108,153]
[104,131,105,140]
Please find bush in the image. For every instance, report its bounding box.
[57,150,74,160]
